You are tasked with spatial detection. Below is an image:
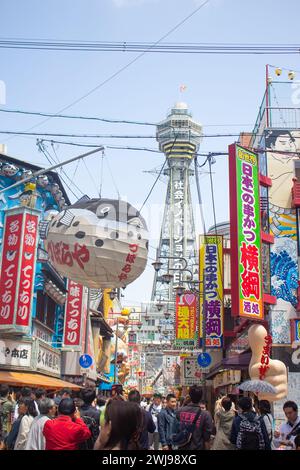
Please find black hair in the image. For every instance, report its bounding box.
[283,401,298,412]
[128,389,141,404]
[265,129,295,149]
[221,397,232,412]
[153,393,162,400]
[35,388,46,400]
[102,400,142,451]
[199,400,207,406]
[19,398,38,418]
[238,397,253,412]
[58,398,76,416]
[20,387,32,398]
[259,400,271,415]
[189,385,203,404]
[96,395,106,407]
[166,393,176,402]
[80,387,96,405]
[0,384,9,398]
[59,388,72,397]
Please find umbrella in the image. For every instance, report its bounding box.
[238,380,277,394]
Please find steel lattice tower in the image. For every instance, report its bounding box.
[151,102,202,305]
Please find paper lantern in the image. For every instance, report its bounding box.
[275,68,282,76]
[288,71,295,80]
[44,198,148,288]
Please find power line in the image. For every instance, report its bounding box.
[0,107,155,126]
[0,38,299,54]
[2,0,210,143]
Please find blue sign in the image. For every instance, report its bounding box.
[79,354,93,368]
[197,352,212,368]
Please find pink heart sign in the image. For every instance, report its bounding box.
[184,294,195,306]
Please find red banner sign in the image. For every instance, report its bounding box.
[0,208,39,333]
[16,213,39,327]
[63,280,84,349]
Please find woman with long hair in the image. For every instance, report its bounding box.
[14,398,38,450]
[94,400,142,450]
[258,400,274,449]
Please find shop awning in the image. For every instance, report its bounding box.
[0,371,81,390]
[206,352,251,379]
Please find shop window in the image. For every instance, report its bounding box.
[35,291,56,331]
[260,185,269,233]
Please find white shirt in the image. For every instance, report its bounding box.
[278,416,300,449]
[149,404,162,432]
[14,415,34,450]
[25,415,50,450]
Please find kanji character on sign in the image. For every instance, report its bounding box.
[26,220,36,233]
[129,244,139,253]
[241,270,260,299]
[206,318,221,336]
[206,300,221,318]
[9,220,20,233]
[69,285,81,297]
[242,163,253,177]
[25,234,35,247]
[243,301,251,313]
[240,242,259,272]
[8,234,18,246]
[126,254,136,264]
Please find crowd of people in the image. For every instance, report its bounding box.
[0,382,300,451]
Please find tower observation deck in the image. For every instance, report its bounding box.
[151,102,202,309]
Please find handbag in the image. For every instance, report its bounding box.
[173,409,202,449]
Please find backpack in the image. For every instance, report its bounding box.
[236,415,266,450]
[78,415,99,450]
[172,409,202,449]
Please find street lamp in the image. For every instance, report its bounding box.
[161,273,174,284]
[152,260,163,272]
[109,289,118,301]
[173,285,185,297]
[164,311,171,320]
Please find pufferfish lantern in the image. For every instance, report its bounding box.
[43,198,148,289]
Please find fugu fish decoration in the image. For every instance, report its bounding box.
[41,198,148,289]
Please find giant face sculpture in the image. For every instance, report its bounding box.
[44,198,148,288]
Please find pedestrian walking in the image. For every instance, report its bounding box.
[173,385,213,450]
[230,397,270,450]
[258,400,274,449]
[128,389,155,450]
[14,398,38,450]
[25,398,56,450]
[94,400,142,450]
[0,385,15,449]
[53,388,72,406]
[157,393,177,450]
[13,387,33,421]
[43,398,91,450]
[211,396,236,450]
[274,401,300,450]
[79,388,100,449]
[148,393,163,450]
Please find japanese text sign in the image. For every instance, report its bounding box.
[0,208,39,333]
[175,292,197,348]
[229,144,263,319]
[63,280,84,350]
[199,235,224,348]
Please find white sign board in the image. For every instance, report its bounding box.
[182,357,202,386]
[36,342,61,377]
[0,339,32,369]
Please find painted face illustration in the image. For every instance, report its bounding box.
[44,198,148,288]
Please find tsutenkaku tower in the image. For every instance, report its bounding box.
[151,102,202,304]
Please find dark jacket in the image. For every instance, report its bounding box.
[139,409,156,450]
[230,411,270,449]
[158,407,176,447]
[174,404,213,450]
[80,404,100,426]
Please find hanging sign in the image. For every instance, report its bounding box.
[175,292,197,348]
[63,280,84,350]
[229,144,263,319]
[199,235,224,348]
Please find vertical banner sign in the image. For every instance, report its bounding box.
[175,292,197,348]
[199,235,224,348]
[63,280,84,350]
[0,212,23,329]
[291,319,300,343]
[16,212,39,329]
[0,208,39,333]
[229,144,263,319]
